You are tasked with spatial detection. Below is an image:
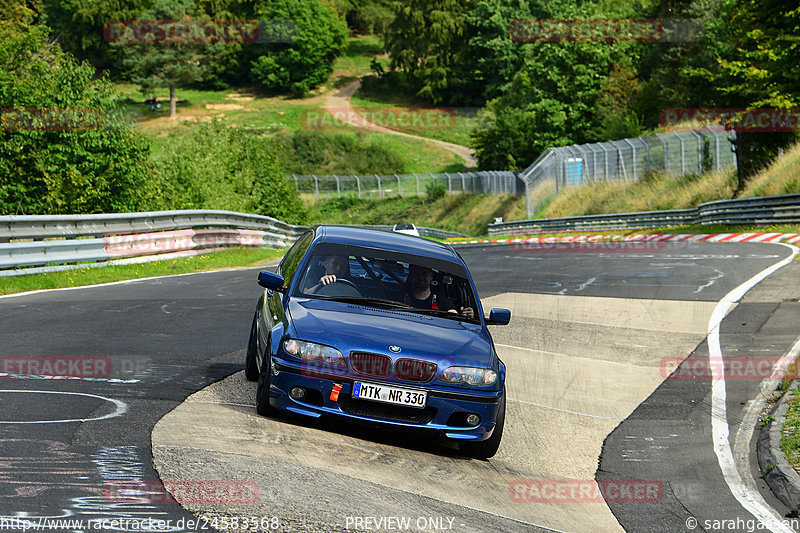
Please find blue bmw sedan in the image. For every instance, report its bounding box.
[245,226,510,458]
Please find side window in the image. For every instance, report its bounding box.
[278,231,313,282]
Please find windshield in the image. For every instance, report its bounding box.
[294,243,479,322]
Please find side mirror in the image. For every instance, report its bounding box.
[486,308,511,325]
[257,270,285,291]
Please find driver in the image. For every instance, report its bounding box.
[306,255,351,294]
[405,264,474,318]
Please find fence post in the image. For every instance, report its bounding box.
[313,175,319,199]
[674,132,686,174]
[655,133,668,174]
[689,130,703,172]
[447,173,452,192]
[395,174,401,196]
[375,175,382,198]
[715,132,721,171]
[354,175,361,199]
[335,175,341,198]
[292,174,298,190]
[623,138,637,181]
[461,172,466,191]
[416,174,420,196]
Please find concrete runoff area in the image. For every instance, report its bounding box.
[152,292,716,532]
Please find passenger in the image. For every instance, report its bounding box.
[405,264,474,318]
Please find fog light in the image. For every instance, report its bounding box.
[290,387,306,401]
[465,413,481,426]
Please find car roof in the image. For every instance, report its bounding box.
[313,225,460,264]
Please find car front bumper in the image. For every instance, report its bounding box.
[268,358,503,441]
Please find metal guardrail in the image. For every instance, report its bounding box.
[0,211,466,275]
[0,209,308,243]
[488,193,800,235]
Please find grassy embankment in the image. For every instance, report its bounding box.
[115,34,470,175]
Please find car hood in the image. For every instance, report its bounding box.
[287,298,494,368]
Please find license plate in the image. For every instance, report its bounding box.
[352,381,427,409]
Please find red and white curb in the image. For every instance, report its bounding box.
[450,232,800,246]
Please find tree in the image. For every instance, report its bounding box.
[112,0,212,119]
[247,0,347,96]
[0,19,153,214]
[384,0,475,104]
[703,0,800,187]
[471,40,626,169]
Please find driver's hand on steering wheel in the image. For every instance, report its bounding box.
[320,274,337,286]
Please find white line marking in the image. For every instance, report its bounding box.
[0,390,127,424]
[508,398,624,421]
[0,265,272,300]
[708,242,798,532]
[694,268,725,294]
[495,343,652,369]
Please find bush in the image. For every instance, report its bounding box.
[151,121,307,224]
[248,0,347,95]
[281,130,405,175]
[425,181,446,201]
[0,22,154,214]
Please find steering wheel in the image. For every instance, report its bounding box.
[316,278,361,297]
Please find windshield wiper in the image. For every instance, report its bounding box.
[317,296,414,310]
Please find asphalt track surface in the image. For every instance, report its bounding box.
[0,241,797,532]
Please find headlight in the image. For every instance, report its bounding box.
[283,339,345,366]
[440,366,498,386]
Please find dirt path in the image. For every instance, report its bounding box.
[325,79,478,170]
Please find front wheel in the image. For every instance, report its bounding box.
[459,394,505,459]
[244,313,259,381]
[255,339,274,416]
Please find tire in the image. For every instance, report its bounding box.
[244,314,259,382]
[255,339,274,417]
[459,393,505,459]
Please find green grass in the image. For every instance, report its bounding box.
[0,247,285,296]
[308,193,523,236]
[781,386,800,473]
